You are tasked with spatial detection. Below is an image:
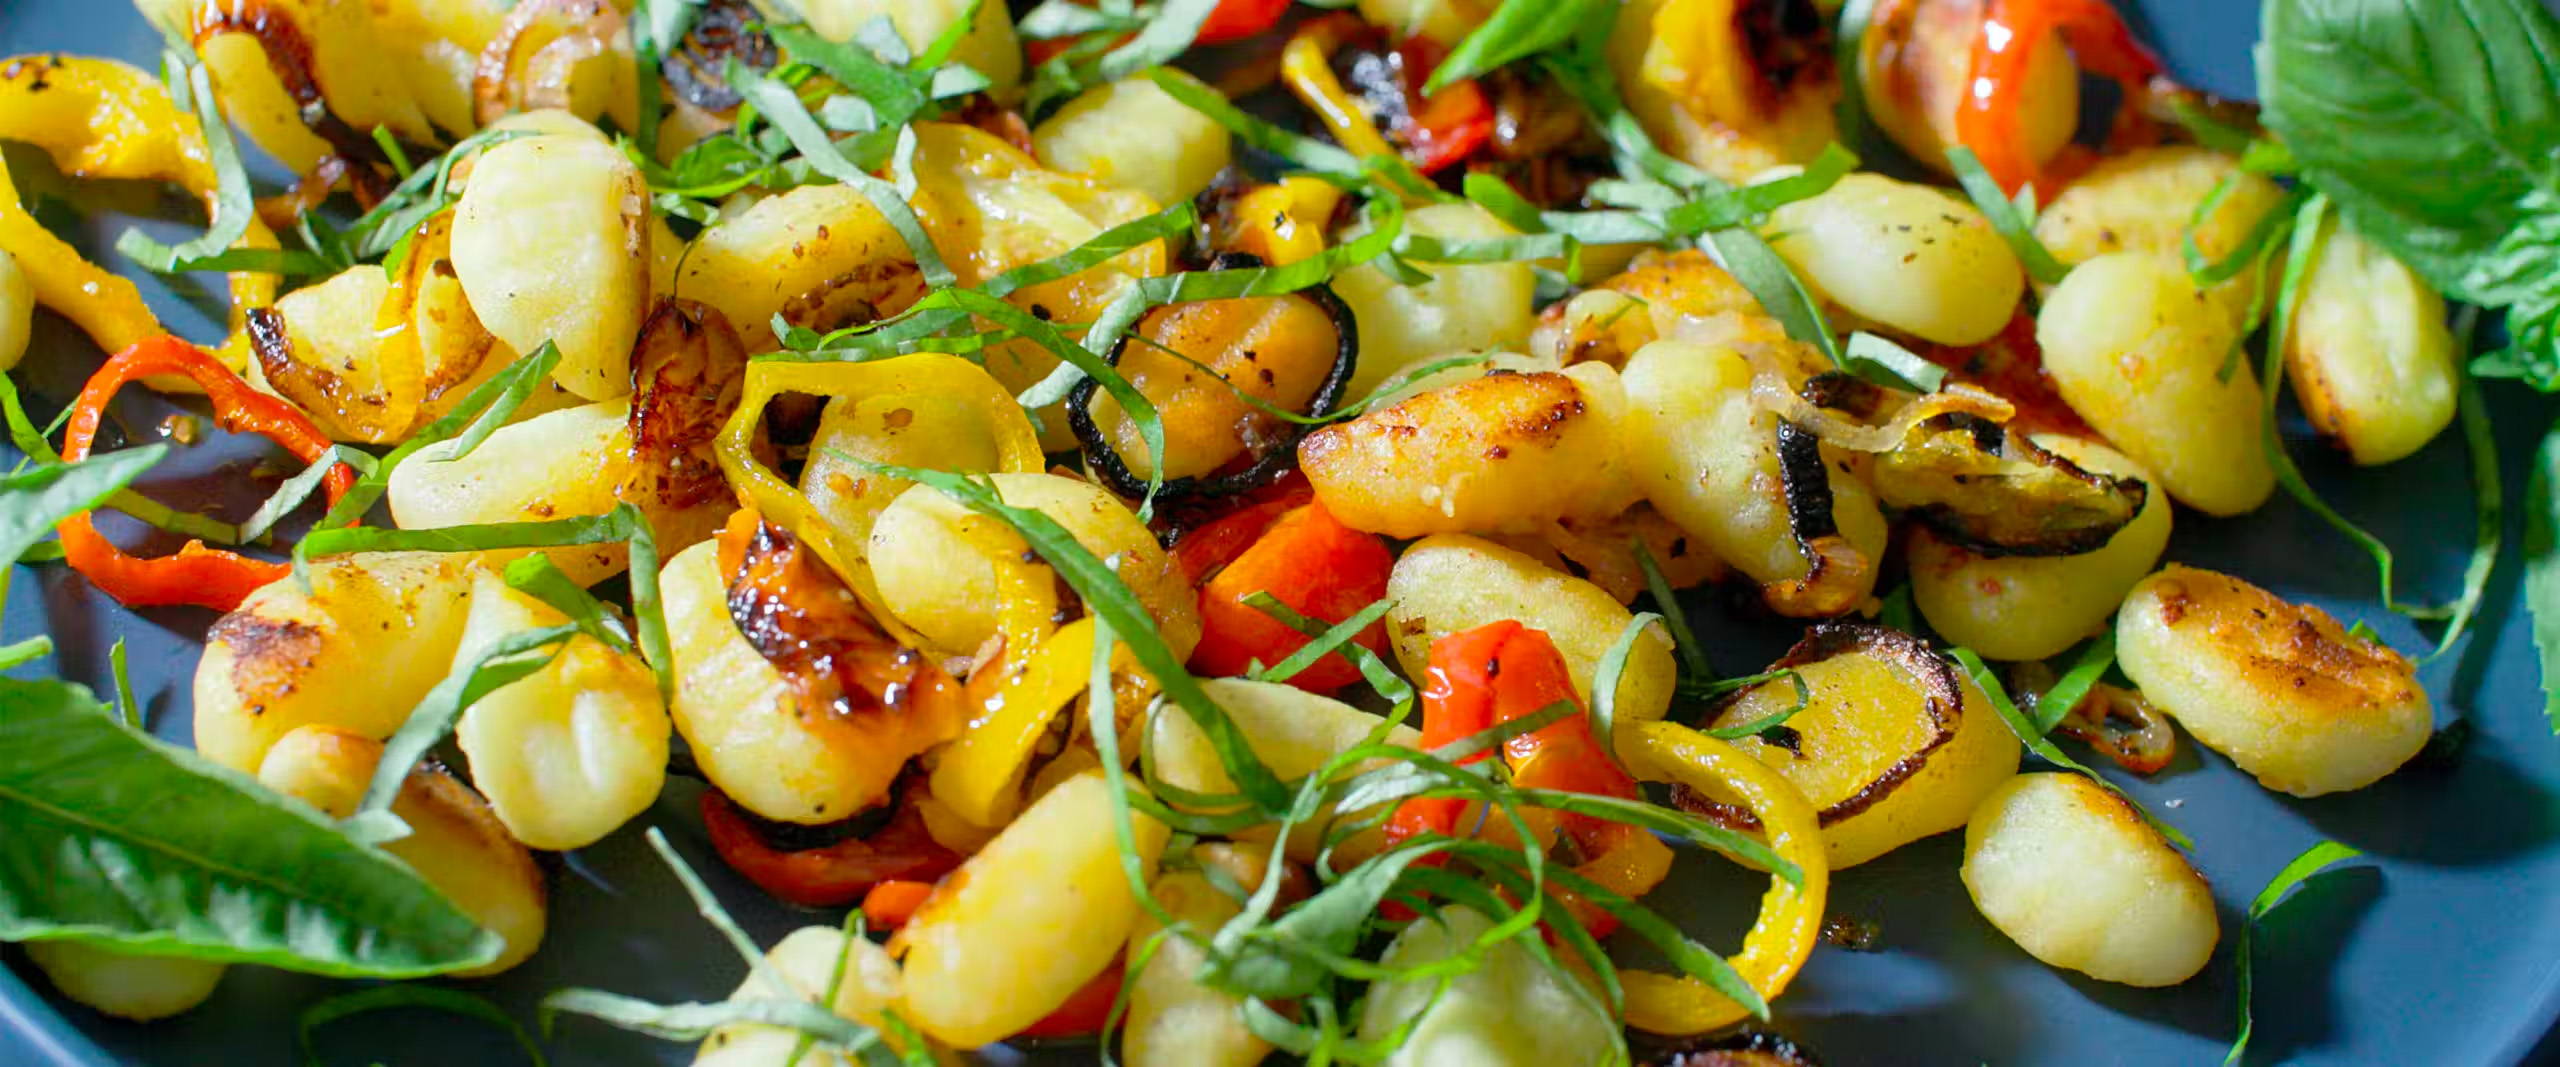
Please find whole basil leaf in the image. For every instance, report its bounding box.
[0,678,502,976]
[2256,0,2560,298]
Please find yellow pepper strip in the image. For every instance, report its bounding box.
[932,618,1099,828]
[1618,719,1829,1035]
[1228,177,1344,268]
[0,55,281,377]
[1279,24,1399,164]
[714,354,1046,648]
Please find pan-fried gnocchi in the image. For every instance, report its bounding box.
[2038,252,2274,516]
[2117,566,2432,797]
[2031,146,2289,319]
[896,771,1168,1049]
[450,568,667,851]
[1302,362,1642,537]
[1963,773,2218,986]
[2283,212,2460,466]
[1331,202,1539,396]
[1619,337,1890,615]
[451,133,649,401]
[1034,69,1233,209]
[1765,172,2024,346]
[192,553,484,774]
[869,472,1197,660]
[255,726,548,977]
[27,0,2504,1055]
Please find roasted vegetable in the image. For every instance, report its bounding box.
[1873,413,2149,557]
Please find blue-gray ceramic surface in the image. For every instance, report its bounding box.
[6,1,2560,1064]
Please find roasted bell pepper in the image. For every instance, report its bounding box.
[857,878,938,930]
[1617,720,1828,1036]
[700,788,964,909]
[1392,37,1493,175]
[0,55,282,376]
[56,336,353,612]
[1954,0,2163,194]
[1188,500,1392,694]
[715,354,1047,648]
[1012,961,1126,1040]
[1381,621,1668,935]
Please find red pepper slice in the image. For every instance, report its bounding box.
[1012,961,1125,1040]
[56,335,355,612]
[700,789,964,909]
[1953,0,2163,194]
[857,878,938,930]
[1187,500,1393,694]
[1382,621,1658,935]
[1195,0,1293,45]
[1391,38,1494,174]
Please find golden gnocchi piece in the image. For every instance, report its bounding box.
[895,771,1168,1049]
[676,183,929,354]
[451,133,649,401]
[386,399,636,585]
[2116,565,2431,797]
[1358,906,1618,1067]
[192,553,484,775]
[1766,172,2025,346]
[2037,252,2273,516]
[2283,212,2459,466]
[1385,535,1677,725]
[1619,337,1890,616]
[1331,202,1539,398]
[1963,773,2218,987]
[691,926,936,1067]
[451,568,668,851]
[868,472,1198,661]
[21,941,224,1022]
[2032,146,2289,320]
[1302,363,1641,538]
[1910,436,2173,662]
[1124,863,1274,1067]
[255,726,548,978]
[1034,69,1233,208]
[659,541,926,824]
[1687,624,2020,869]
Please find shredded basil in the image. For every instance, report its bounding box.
[2223,841,2364,1067]
[1952,646,2193,849]
[1946,146,2071,286]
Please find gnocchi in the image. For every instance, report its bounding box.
[192,553,484,775]
[895,771,1168,1048]
[1766,172,2025,346]
[451,133,649,401]
[2283,211,2460,466]
[1963,773,2218,986]
[1033,69,1234,209]
[1331,202,1539,398]
[451,568,668,851]
[2037,252,2274,516]
[1302,362,1642,537]
[1619,336,1890,615]
[0,246,29,370]
[2116,565,2431,797]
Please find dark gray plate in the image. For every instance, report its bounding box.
[7,2,2560,1064]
